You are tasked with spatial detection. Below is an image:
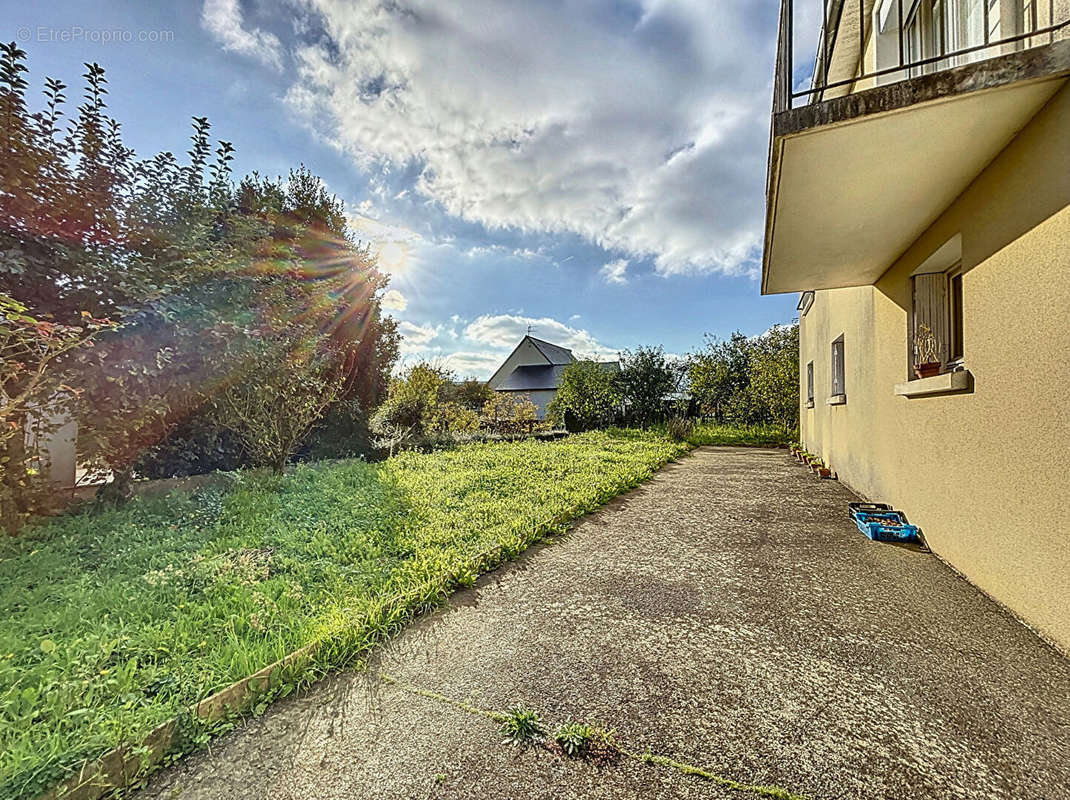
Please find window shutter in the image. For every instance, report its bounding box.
[912,273,950,368]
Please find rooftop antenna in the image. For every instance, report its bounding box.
[526,324,535,335]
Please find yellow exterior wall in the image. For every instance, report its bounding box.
[799,81,1070,649]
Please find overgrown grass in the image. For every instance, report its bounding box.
[684,422,795,448]
[0,431,688,799]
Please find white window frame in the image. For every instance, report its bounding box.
[829,336,846,403]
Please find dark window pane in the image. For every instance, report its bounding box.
[950,272,964,361]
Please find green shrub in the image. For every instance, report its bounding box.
[665,416,696,442]
[480,393,538,435]
[0,46,398,516]
[547,361,621,431]
[617,345,680,427]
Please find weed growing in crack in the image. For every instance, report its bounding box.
[554,721,596,756]
[389,676,809,799]
[552,721,619,765]
[500,705,545,745]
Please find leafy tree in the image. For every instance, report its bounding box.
[446,377,495,412]
[617,345,677,428]
[747,323,799,432]
[0,295,111,529]
[547,361,622,432]
[0,46,400,517]
[688,332,753,423]
[687,324,799,431]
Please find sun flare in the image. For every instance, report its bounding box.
[378,241,407,272]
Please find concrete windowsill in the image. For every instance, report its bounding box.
[827,394,847,405]
[894,370,973,397]
[805,400,815,409]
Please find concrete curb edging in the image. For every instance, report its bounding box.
[32,441,691,800]
[35,641,321,800]
[32,488,628,800]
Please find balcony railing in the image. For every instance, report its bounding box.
[774,0,1070,112]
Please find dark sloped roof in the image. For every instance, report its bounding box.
[496,360,620,391]
[496,364,568,391]
[527,336,575,365]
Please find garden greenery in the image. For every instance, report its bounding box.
[0,431,688,799]
[371,362,541,453]
[688,324,799,432]
[547,360,622,431]
[0,44,398,525]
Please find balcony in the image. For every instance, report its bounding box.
[763,0,1070,295]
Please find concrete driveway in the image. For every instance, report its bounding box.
[137,447,1070,800]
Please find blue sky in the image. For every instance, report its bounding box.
[5,0,812,377]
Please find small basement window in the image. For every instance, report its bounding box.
[806,361,815,408]
[830,336,846,402]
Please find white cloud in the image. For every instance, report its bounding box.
[201,0,285,70]
[600,258,629,285]
[380,289,408,311]
[464,314,617,360]
[283,0,775,276]
[346,213,421,246]
[394,311,619,378]
[397,320,439,353]
[442,351,504,378]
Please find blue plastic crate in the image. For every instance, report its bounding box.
[848,502,890,520]
[853,515,920,543]
[849,503,921,543]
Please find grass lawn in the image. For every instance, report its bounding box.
[685,422,794,448]
[0,431,688,799]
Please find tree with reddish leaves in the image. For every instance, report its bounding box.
[0,45,400,521]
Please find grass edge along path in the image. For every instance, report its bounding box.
[18,433,690,800]
[381,673,813,800]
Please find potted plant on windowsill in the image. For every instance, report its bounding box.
[914,323,942,379]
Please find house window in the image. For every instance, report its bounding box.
[949,271,964,363]
[911,264,964,376]
[830,336,845,398]
[806,362,815,407]
[1021,0,1037,32]
[894,0,1005,75]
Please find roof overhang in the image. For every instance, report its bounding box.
[762,40,1070,295]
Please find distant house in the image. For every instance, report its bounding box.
[487,336,618,420]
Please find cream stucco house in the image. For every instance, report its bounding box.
[764,1,1069,649]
